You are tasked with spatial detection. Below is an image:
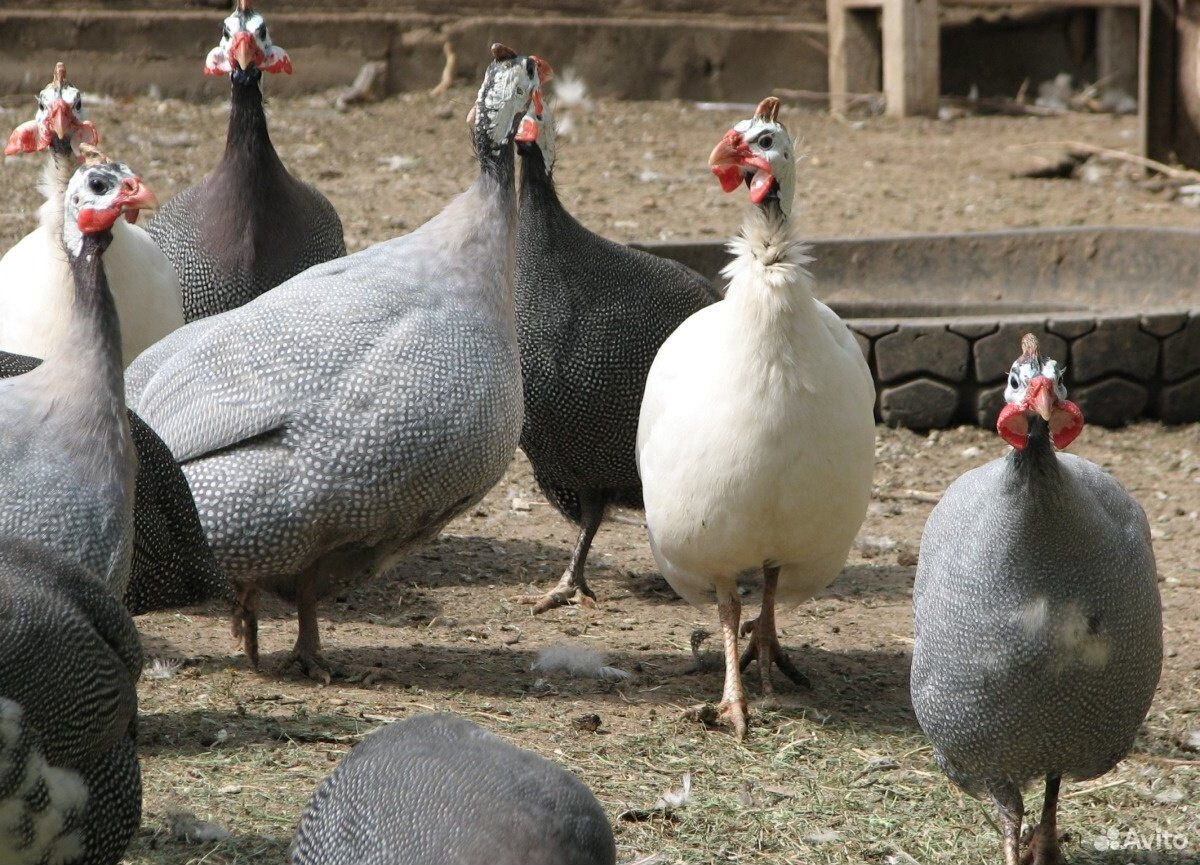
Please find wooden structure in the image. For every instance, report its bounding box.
[828,0,1143,118]
[1142,0,1200,167]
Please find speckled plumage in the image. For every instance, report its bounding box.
[289,713,616,865]
[127,52,539,672]
[148,68,344,321]
[0,352,230,615]
[0,538,142,865]
[911,419,1162,834]
[515,140,719,607]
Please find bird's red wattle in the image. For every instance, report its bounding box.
[996,403,1029,450]
[77,206,122,234]
[713,164,743,193]
[4,120,41,156]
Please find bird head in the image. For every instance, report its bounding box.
[708,97,796,216]
[513,56,556,168]
[996,334,1084,451]
[204,0,292,81]
[63,151,159,255]
[4,62,99,157]
[468,45,550,150]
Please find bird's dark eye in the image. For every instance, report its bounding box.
[87,178,107,195]
[257,24,267,39]
[223,25,231,38]
[74,97,82,110]
[758,134,774,149]
[1008,372,1020,389]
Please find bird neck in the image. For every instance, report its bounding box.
[224,75,284,173]
[722,200,818,332]
[38,141,77,235]
[1010,415,1062,480]
[38,231,127,408]
[518,145,563,216]
[474,123,517,191]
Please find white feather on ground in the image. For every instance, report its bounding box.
[532,644,630,681]
[166,810,231,844]
[143,657,181,680]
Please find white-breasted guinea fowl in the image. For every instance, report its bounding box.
[126,45,545,682]
[0,159,160,601]
[0,539,143,865]
[911,334,1162,865]
[290,713,616,865]
[0,62,184,366]
[512,78,721,614]
[0,350,230,615]
[636,98,876,738]
[147,0,345,321]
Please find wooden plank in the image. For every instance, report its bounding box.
[1140,0,1176,161]
[828,0,883,113]
[1097,6,1141,94]
[947,0,1140,7]
[1173,0,1200,165]
[882,0,939,116]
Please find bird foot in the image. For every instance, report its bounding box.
[739,617,811,692]
[517,575,598,614]
[717,697,749,740]
[282,648,334,685]
[1020,823,1065,865]
[231,589,260,669]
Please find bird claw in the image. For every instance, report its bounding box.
[738,617,812,691]
[282,649,333,685]
[1019,824,1065,865]
[518,579,598,614]
[717,697,749,740]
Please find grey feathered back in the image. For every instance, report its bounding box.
[0,537,142,865]
[911,446,1162,799]
[516,148,720,520]
[290,713,616,865]
[128,172,522,611]
[0,351,231,614]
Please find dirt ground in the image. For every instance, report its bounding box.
[1,87,1199,864]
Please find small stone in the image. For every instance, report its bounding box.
[570,713,602,733]
[511,498,532,512]
[897,547,919,567]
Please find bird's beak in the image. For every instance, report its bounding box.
[1028,376,1056,422]
[46,99,72,141]
[514,113,539,144]
[230,31,260,71]
[115,176,159,223]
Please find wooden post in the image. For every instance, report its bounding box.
[1140,0,1177,161]
[882,0,940,116]
[828,0,884,114]
[1097,6,1140,95]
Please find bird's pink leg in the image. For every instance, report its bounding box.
[231,583,260,669]
[284,583,333,685]
[716,586,748,739]
[739,565,811,692]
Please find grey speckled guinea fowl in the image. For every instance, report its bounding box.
[911,334,1162,865]
[127,46,545,682]
[0,538,142,865]
[513,96,720,613]
[147,3,344,321]
[290,713,616,865]
[0,351,230,615]
[0,160,161,601]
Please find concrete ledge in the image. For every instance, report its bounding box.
[0,9,828,100]
[637,227,1200,428]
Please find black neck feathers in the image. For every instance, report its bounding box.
[474,123,516,190]
[518,144,557,209]
[1011,415,1061,480]
[225,72,284,174]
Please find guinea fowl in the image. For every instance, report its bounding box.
[0,162,150,865]
[513,83,721,613]
[911,335,1162,865]
[127,45,546,681]
[0,351,229,615]
[290,713,616,865]
[148,0,345,321]
[0,159,160,600]
[1,62,184,366]
[636,98,876,738]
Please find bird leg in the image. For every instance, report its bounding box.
[231,584,260,669]
[716,586,749,739]
[992,786,1025,865]
[1021,777,1064,865]
[738,565,811,693]
[283,589,333,685]
[520,494,604,614]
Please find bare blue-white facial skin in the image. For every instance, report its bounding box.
[475,58,539,148]
[1005,356,1068,406]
